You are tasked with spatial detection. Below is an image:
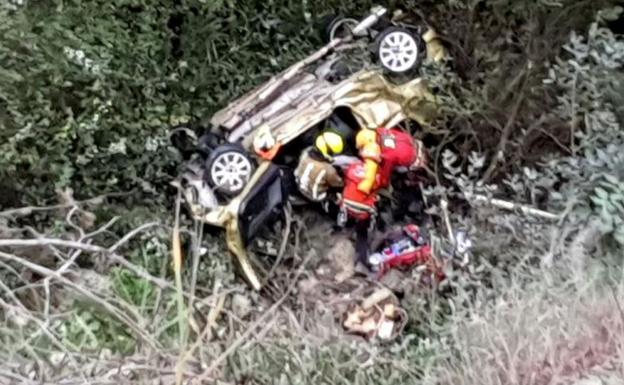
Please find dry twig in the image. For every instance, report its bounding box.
[0,226,169,290]
[0,191,133,218]
[191,246,314,383]
[0,250,162,350]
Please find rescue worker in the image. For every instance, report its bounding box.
[341,160,381,221]
[339,160,382,264]
[355,126,427,194]
[353,128,382,195]
[340,126,427,264]
[312,121,357,163]
[294,122,356,203]
[294,142,344,203]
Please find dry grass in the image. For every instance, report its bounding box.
[420,227,624,385]
[0,199,623,385]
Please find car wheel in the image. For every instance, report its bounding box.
[375,27,424,74]
[328,16,359,41]
[321,15,359,43]
[204,144,255,196]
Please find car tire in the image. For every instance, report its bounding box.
[322,15,359,42]
[204,144,255,196]
[374,27,425,74]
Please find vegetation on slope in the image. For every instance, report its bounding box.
[0,0,623,384]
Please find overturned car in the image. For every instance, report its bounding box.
[173,6,446,290]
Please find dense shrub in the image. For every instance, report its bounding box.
[1,0,612,207]
[1,1,623,384]
[0,0,380,206]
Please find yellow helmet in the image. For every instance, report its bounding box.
[355,128,377,149]
[315,131,344,160]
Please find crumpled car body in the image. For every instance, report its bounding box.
[219,70,437,152]
[176,6,444,290]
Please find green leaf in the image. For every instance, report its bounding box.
[595,187,609,199]
[0,68,24,82]
[614,228,624,245]
[604,174,620,185]
[590,195,605,206]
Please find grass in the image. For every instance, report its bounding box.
[423,251,624,385]
[1,188,623,385]
[1,210,623,385]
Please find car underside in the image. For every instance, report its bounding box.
[172,6,446,289]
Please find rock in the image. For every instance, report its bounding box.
[78,210,97,230]
[69,269,111,293]
[57,269,111,310]
[379,269,407,293]
[298,277,320,294]
[354,261,370,275]
[315,263,333,278]
[49,352,65,367]
[325,235,356,283]
[231,293,252,319]
[334,269,353,283]
[5,307,29,327]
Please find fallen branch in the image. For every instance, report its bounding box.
[179,289,226,370]
[440,198,456,244]
[0,225,168,289]
[187,219,204,336]
[481,72,529,182]
[0,191,133,218]
[0,251,162,350]
[467,193,560,221]
[108,221,161,253]
[172,190,187,385]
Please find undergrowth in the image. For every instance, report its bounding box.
[0,1,623,385]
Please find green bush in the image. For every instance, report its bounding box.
[0,0,384,206]
[1,1,182,204]
[1,1,623,383]
[0,0,611,208]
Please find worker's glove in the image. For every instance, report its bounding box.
[332,155,359,167]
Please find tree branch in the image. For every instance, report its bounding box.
[0,250,163,351]
[191,247,314,383]
[481,78,528,182]
[0,224,168,290]
[0,191,133,218]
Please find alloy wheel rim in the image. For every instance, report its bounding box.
[211,152,252,192]
[379,31,418,72]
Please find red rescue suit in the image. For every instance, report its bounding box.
[341,161,381,220]
[377,127,425,187]
[357,127,427,194]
